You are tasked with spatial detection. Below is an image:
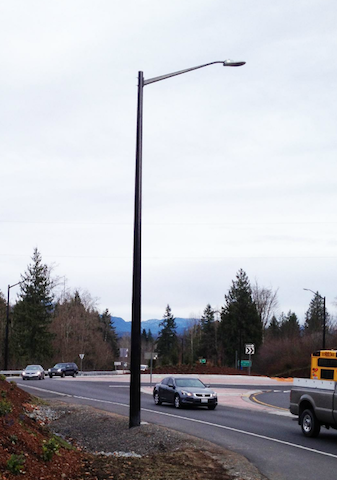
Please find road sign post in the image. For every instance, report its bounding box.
[245,344,255,376]
[144,351,157,385]
[79,353,85,375]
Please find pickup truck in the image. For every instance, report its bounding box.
[290,378,337,437]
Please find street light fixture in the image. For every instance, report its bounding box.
[303,288,326,349]
[130,59,246,428]
[4,281,22,370]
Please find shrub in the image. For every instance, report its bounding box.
[6,454,25,474]
[9,434,18,444]
[42,437,60,461]
[0,399,12,416]
[0,374,6,381]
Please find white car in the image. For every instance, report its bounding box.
[22,365,45,380]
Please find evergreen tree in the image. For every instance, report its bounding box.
[142,329,154,351]
[11,248,55,366]
[99,309,119,358]
[147,329,154,345]
[220,269,262,367]
[141,328,155,366]
[141,328,148,343]
[156,305,179,365]
[265,315,280,339]
[197,304,217,364]
[279,311,300,338]
[304,292,328,335]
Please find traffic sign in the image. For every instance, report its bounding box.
[245,344,255,355]
[241,360,252,368]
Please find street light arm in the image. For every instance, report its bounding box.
[144,60,245,86]
[303,288,323,300]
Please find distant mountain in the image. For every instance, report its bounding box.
[111,316,199,337]
[110,317,132,334]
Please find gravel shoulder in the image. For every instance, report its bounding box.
[45,400,268,480]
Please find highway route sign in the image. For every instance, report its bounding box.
[241,360,252,368]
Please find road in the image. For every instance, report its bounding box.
[12,375,337,480]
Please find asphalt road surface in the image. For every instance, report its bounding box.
[250,388,291,410]
[13,376,337,480]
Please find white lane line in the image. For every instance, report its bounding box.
[108,386,130,388]
[73,395,129,408]
[18,384,72,397]
[21,386,337,460]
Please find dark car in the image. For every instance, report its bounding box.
[48,362,79,378]
[21,365,45,380]
[153,376,217,410]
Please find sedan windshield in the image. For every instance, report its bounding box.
[26,366,40,371]
[175,378,205,388]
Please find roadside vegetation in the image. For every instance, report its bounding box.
[0,248,333,377]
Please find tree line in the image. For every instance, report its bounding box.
[140,270,334,376]
[0,249,334,376]
[0,249,119,370]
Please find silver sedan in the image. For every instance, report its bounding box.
[21,365,45,380]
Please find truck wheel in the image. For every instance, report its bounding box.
[300,409,321,437]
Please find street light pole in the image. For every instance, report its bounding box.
[129,60,245,428]
[303,288,326,349]
[4,281,22,370]
[129,71,144,429]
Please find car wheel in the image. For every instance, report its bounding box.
[174,394,181,409]
[61,372,65,378]
[49,374,52,378]
[300,409,321,437]
[153,391,162,405]
[208,405,216,410]
[39,375,42,380]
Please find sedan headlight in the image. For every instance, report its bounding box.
[22,372,26,376]
[180,390,193,397]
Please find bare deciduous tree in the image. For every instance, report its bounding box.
[252,281,279,331]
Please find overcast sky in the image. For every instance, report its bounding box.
[1,1,336,324]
